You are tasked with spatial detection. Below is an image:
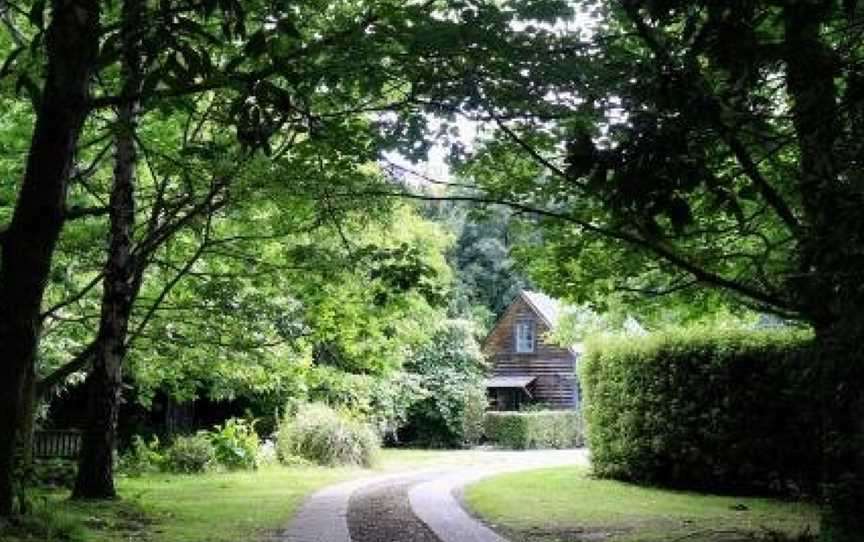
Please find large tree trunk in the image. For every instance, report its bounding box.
[13,371,37,513]
[72,115,137,498]
[0,0,100,516]
[783,5,864,541]
[72,0,141,499]
[815,323,864,542]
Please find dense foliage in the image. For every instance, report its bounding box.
[422,202,530,328]
[484,411,582,450]
[400,320,487,448]
[209,419,259,471]
[275,402,379,468]
[581,328,819,496]
[0,0,579,511]
[121,203,450,407]
[121,418,261,474]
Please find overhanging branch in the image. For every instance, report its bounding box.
[341,188,802,317]
[620,2,803,238]
[36,340,99,398]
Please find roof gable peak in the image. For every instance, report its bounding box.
[520,290,564,330]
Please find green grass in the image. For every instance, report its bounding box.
[0,449,497,542]
[1,464,364,542]
[117,464,363,542]
[464,467,819,542]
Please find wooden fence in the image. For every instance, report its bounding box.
[33,430,83,459]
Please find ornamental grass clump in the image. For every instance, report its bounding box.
[276,402,379,468]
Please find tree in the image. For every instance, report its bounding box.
[0,0,100,514]
[1,0,572,510]
[71,0,144,499]
[401,319,487,448]
[122,201,451,403]
[420,2,863,539]
[423,198,529,328]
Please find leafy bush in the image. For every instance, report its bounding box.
[400,319,488,448]
[484,411,583,449]
[164,433,216,473]
[31,459,78,488]
[305,367,425,443]
[210,418,259,470]
[581,327,818,496]
[275,402,380,467]
[120,435,164,476]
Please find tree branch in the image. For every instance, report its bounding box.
[493,117,573,182]
[36,340,99,398]
[64,205,110,220]
[41,271,105,321]
[125,217,212,350]
[341,188,802,316]
[620,3,803,238]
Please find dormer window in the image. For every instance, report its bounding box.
[515,320,535,353]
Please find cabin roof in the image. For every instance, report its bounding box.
[521,290,564,329]
[480,289,583,358]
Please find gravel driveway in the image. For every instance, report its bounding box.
[279,449,589,542]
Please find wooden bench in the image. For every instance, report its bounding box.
[33,430,83,459]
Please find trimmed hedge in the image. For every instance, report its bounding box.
[484,410,583,450]
[581,327,818,496]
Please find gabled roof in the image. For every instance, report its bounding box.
[521,290,565,329]
[478,289,582,358]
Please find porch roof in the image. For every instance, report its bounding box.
[485,376,536,389]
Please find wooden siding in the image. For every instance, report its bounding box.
[483,296,578,410]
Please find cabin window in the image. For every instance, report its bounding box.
[515,320,535,353]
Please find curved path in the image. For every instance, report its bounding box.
[279,449,588,542]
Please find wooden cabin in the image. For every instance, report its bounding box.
[482,291,581,411]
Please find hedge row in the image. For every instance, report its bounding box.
[484,410,583,450]
[581,327,818,496]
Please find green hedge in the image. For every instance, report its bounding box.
[484,411,583,450]
[581,327,819,496]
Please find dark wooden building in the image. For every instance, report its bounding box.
[482,291,581,411]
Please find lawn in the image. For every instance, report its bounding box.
[0,448,503,542]
[463,467,819,542]
[2,464,363,542]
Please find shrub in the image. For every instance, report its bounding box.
[581,327,818,496]
[164,433,215,473]
[456,387,487,447]
[120,435,164,476]
[305,367,426,443]
[210,418,259,470]
[400,319,488,448]
[484,411,583,450]
[31,459,78,488]
[275,402,380,467]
